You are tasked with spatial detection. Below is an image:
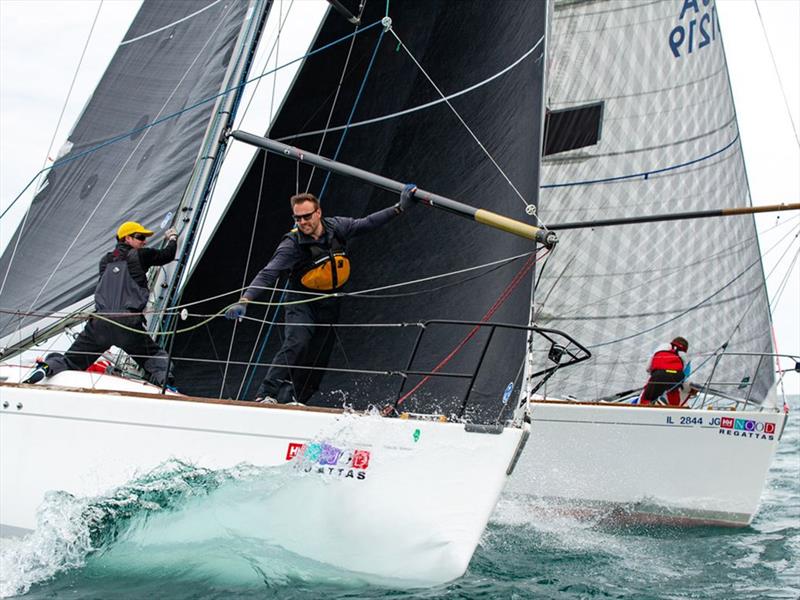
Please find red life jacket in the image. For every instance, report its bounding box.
[650,349,684,372]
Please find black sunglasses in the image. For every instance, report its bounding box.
[293,209,318,222]
[131,233,148,241]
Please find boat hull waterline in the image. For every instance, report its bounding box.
[0,371,528,586]
[507,400,786,526]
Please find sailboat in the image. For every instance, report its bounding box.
[0,0,588,586]
[505,0,796,526]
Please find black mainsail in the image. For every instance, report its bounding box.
[171,1,549,420]
[0,0,253,336]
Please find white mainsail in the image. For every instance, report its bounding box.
[508,0,793,526]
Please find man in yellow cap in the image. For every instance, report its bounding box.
[24,221,179,387]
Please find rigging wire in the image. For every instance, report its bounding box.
[587,220,798,349]
[768,231,800,310]
[0,0,104,299]
[237,0,296,124]
[709,225,798,369]
[240,0,368,398]
[275,36,545,146]
[223,149,271,399]
[226,0,290,400]
[395,247,549,408]
[319,22,386,200]
[753,0,800,148]
[0,249,536,325]
[306,0,367,191]
[388,28,534,214]
[19,2,238,325]
[239,285,287,398]
[151,0,291,345]
[3,3,370,348]
[0,20,385,224]
[550,213,800,316]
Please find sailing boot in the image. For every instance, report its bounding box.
[22,360,51,384]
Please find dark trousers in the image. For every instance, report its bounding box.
[256,298,340,403]
[46,316,172,386]
[641,369,684,405]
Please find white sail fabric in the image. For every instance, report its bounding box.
[534,0,774,402]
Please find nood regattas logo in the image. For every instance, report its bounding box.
[286,442,370,480]
[714,416,776,441]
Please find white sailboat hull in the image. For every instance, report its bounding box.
[506,400,786,526]
[0,372,527,586]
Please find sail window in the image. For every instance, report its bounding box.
[80,174,98,199]
[543,102,603,156]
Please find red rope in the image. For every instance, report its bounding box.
[396,247,549,406]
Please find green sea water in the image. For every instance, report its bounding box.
[3,397,798,599]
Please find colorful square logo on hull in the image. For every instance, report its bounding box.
[286,442,304,460]
[285,442,371,470]
[352,449,370,469]
[319,444,344,466]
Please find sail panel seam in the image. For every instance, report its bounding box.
[389,28,532,210]
[275,35,545,144]
[0,20,383,225]
[120,0,224,46]
[542,134,739,188]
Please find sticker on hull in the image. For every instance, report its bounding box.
[286,442,371,480]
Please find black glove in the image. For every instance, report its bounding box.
[395,183,417,213]
[225,302,247,321]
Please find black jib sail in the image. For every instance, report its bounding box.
[0,0,252,336]
[170,0,549,420]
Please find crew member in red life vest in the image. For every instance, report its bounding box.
[639,336,690,406]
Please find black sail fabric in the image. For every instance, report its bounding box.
[172,0,548,421]
[0,0,249,336]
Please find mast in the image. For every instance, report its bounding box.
[151,0,273,336]
[0,0,272,362]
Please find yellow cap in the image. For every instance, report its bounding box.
[117,221,154,239]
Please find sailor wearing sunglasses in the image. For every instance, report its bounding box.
[225,184,416,405]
